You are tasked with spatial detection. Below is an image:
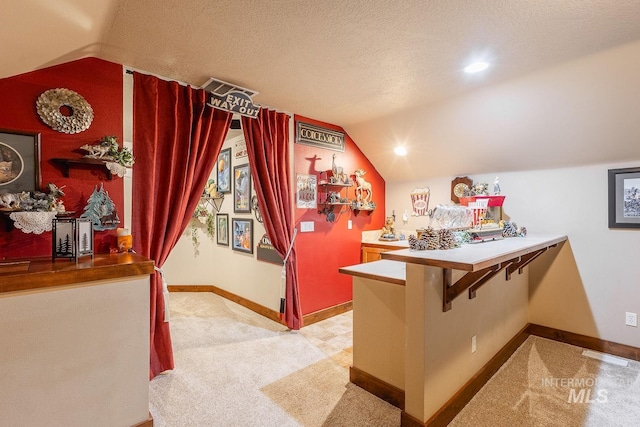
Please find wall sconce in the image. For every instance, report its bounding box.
[52,218,94,261]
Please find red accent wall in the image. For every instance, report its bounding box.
[0,58,124,259]
[294,115,385,315]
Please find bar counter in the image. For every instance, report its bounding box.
[0,252,154,427]
[0,252,155,294]
[340,234,567,426]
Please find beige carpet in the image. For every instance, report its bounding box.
[150,292,639,426]
[450,336,640,427]
[149,292,399,426]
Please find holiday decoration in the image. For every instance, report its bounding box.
[80,183,120,230]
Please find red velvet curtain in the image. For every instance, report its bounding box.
[132,72,232,378]
[242,109,302,330]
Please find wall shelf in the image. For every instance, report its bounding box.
[199,195,225,213]
[51,158,117,180]
[317,170,352,222]
[352,207,374,216]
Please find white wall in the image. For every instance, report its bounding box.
[0,277,150,427]
[376,39,640,349]
[162,136,283,312]
[347,39,640,182]
[387,163,640,348]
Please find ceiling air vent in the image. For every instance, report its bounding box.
[200,77,258,98]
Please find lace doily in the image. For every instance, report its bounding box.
[9,211,57,234]
[105,161,127,178]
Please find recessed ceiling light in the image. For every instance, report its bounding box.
[394,146,407,156]
[464,61,490,73]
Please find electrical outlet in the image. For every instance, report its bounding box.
[626,312,637,327]
[348,220,352,230]
[471,335,477,353]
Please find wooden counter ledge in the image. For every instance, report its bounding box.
[0,253,155,294]
[339,259,406,286]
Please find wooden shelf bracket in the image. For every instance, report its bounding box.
[505,244,556,281]
[442,242,558,311]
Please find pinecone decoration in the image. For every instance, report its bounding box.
[518,226,527,237]
[439,229,457,249]
[408,234,419,250]
[418,227,437,250]
[502,221,518,238]
[423,235,436,250]
[409,234,428,250]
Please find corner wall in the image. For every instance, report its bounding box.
[293,115,386,315]
[162,135,283,312]
[163,115,388,317]
[0,58,124,257]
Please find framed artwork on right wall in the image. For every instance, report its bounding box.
[608,167,640,229]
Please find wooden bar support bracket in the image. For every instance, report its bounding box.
[468,260,514,299]
[443,243,559,311]
[443,264,500,311]
[505,244,556,281]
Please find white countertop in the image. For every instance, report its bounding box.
[339,260,406,285]
[361,239,410,248]
[381,234,567,272]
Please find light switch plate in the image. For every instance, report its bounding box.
[300,221,314,232]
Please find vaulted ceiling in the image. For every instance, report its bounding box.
[4,0,640,180]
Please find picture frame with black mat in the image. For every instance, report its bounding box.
[608,167,640,229]
[0,129,41,194]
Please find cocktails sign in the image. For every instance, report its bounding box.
[296,122,345,152]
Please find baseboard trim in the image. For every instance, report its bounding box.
[401,411,426,427]
[350,365,405,410]
[131,413,153,427]
[168,285,214,292]
[167,285,284,325]
[303,301,353,326]
[169,285,353,327]
[395,323,640,426]
[527,323,640,362]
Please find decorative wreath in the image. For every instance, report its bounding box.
[35,88,94,134]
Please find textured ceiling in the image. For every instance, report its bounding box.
[4,0,640,180]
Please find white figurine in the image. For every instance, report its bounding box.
[493,177,501,195]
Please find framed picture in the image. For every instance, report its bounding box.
[234,138,247,159]
[296,173,317,208]
[232,217,253,253]
[234,164,251,213]
[217,148,231,194]
[609,167,640,229]
[0,129,41,194]
[216,213,229,246]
